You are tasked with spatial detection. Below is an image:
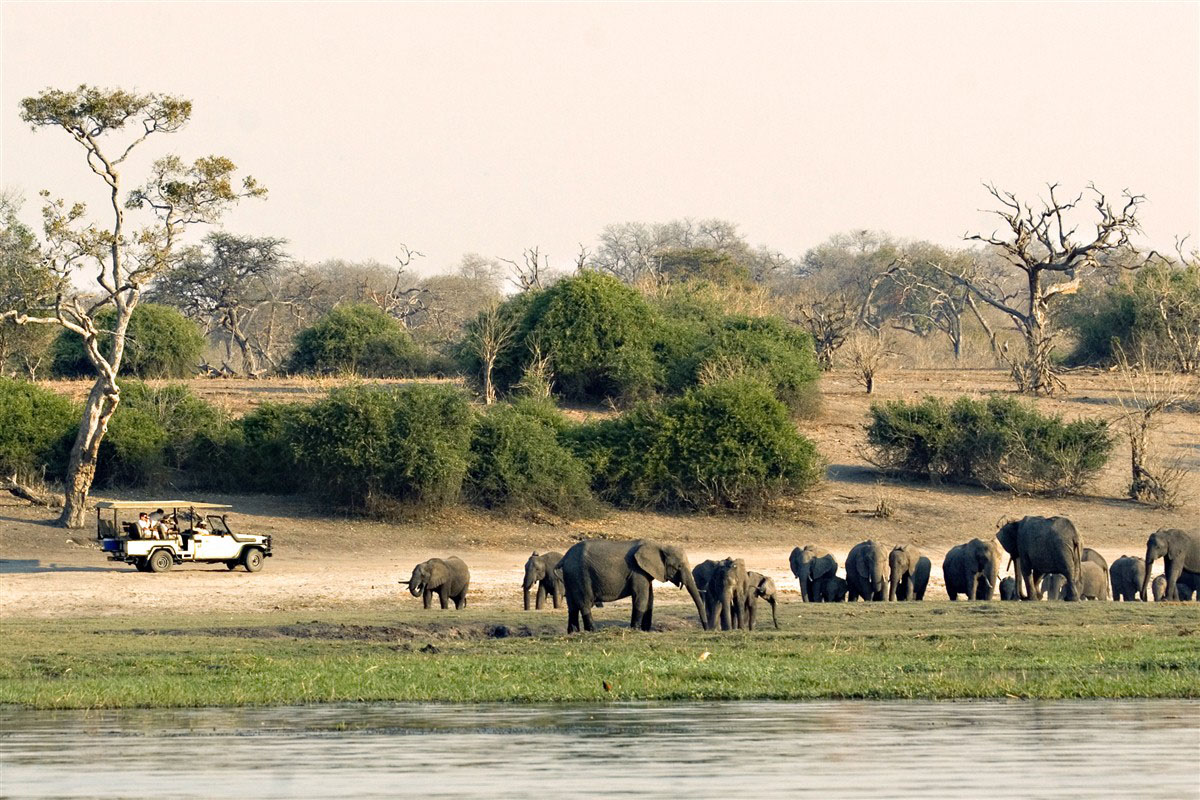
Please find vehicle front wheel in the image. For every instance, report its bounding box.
[147,550,174,573]
[241,547,264,573]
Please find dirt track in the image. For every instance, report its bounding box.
[2,367,1196,620]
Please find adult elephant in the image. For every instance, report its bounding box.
[522,551,564,610]
[943,538,1001,601]
[560,539,705,633]
[789,545,838,602]
[1109,556,1146,602]
[996,516,1082,601]
[745,571,780,630]
[401,557,470,610]
[1140,528,1200,602]
[888,545,929,601]
[704,558,749,631]
[845,540,888,601]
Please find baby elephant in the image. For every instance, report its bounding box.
[522,551,564,610]
[744,571,780,630]
[999,576,1018,601]
[401,557,470,609]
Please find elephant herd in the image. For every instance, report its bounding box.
[400,520,1200,633]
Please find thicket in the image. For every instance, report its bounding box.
[50,304,206,379]
[0,378,76,478]
[465,399,593,517]
[1062,263,1200,371]
[460,272,821,414]
[288,384,474,513]
[569,378,823,511]
[866,395,1113,494]
[287,303,427,377]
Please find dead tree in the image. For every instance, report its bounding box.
[464,301,518,405]
[792,293,858,370]
[931,183,1152,395]
[369,245,430,327]
[501,246,549,292]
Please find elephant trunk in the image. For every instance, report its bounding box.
[1141,545,1157,601]
[888,572,899,601]
[523,583,531,611]
[798,565,810,602]
[682,571,706,628]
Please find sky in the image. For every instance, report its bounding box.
[2,2,1198,277]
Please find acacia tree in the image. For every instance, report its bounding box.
[1,86,264,527]
[154,232,287,376]
[933,183,1150,394]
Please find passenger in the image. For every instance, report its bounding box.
[149,508,172,538]
[135,512,155,539]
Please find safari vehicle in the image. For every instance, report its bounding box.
[96,500,273,574]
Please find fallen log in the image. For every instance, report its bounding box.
[2,474,63,508]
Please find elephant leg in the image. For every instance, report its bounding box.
[567,602,580,633]
[582,609,595,632]
[642,590,654,632]
[1166,558,1182,601]
[1019,563,1037,601]
[438,589,449,609]
[552,583,563,609]
[536,583,547,610]
[423,589,432,610]
[454,592,466,610]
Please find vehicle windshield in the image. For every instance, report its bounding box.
[205,515,231,535]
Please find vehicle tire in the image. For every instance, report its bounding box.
[241,547,265,573]
[147,550,174,573]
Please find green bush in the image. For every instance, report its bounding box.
[94,382,228,488]
[290,384,475,513]
[570,378,823,511]
[287,303,426,377]
[470,272,660,403]
[866,394,1113,494]
[50,304,205,379]
[465,401,593,517]
[0,378,77,478]
[186,401,306,493]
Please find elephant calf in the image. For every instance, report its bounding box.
[1109,556,1146,602]
[846,540,888,601]
[943,538,1001,601]
[998,577,1018,601]
[401,556,470,610]
[889,544,930,601]
[744,571,779,630]
[523,551,564,610]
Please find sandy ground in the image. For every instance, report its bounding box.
[2,367,1196,619]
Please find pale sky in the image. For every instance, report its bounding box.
[2,2,1198,276]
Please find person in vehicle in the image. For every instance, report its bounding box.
[149,508,172,537]
[135,512,155,539]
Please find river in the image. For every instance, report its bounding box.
[2,700,1197,798]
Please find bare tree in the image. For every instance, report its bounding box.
[463,301,518,405]
[0,86,263,527]
[501,246,549,292]
[153,232,287,376]
[931,183,1152,395]
[846,329,887,393]
[792,293,858,370]
[872,257,974,360]
[1113,346,1199,507]
[368,245,430,326]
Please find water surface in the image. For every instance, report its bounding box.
[2,700,1197,798]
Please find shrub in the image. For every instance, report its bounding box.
[465,401,593,517]
[481,272,660,403]
[287,303,426,376]
[50,304,205,379]
[866,394,1113,494]
[0,378,77,478]
[94,382,229,487]
[290,384,474,513]
[570,378,823,511]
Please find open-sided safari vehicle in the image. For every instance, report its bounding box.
[96,500,273,573]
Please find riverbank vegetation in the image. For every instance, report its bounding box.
[2,603,1196,709]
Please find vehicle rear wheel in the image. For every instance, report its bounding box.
[147,550,174,573]
[241,547,264,573]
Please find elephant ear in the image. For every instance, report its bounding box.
[855,551,871,580]
[812,557,834,581]
[429,560,449,586]
[633,543,668,582]
[788,547,804,577]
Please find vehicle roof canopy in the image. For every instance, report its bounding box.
[95,501,233,510]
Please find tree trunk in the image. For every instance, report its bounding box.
[483,353,496,405]
[58,377,120,528]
